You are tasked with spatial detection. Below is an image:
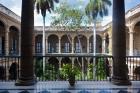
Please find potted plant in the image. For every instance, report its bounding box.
[60,64,80,86]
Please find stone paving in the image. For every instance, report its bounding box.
[0,81,140,93]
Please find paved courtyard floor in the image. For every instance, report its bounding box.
[0,81,140,93]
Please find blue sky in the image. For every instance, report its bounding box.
[0,0,140,26]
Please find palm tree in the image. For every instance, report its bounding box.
[15,0,36,85]
[85,0,111,80]
[85,0,111,55]
[35,0,59,73]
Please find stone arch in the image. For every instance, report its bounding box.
[35,34,42,54]
[48,34,59,53]
[74,34,87,53]
[132,16,140,30]
[9,26,19,55]
[89,34,102,53]
[61,57,71,66]
[61,34,72,53]
[48,57,59,71]
[133,21,140,55]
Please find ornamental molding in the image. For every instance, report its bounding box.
[0,4,21,22]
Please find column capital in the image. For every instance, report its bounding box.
[128,31,134,34]
[58,37,61,40]
[102,37,106,40]
[128,26,134,34]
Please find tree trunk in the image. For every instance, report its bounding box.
[42,16,46,74]
[15,0,36,86]
[112,0,131,85]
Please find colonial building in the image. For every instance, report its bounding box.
[0,3,140,56]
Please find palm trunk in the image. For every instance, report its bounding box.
[42,17,46,74]
[15,0,36,86]
[93,21,96,56]
[93,20,96,80]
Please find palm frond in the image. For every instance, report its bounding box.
[85,0,111,20]
[35,0,59,17]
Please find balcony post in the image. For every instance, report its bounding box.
[112,0,131,85]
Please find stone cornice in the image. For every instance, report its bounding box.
[34,26,108,32]
[126,4,140,19]
[0,4,21,22]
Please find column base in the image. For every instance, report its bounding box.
[111,76,131,86]
[15,77,37,86]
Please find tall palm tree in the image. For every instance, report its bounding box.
[15,0,36,85]
[85,0,111,80]
[85,0,111,55]
[35,0,59,73]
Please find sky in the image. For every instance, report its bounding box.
[0,0,140,26]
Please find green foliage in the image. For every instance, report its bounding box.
[43,64,59,80]
[96,58,107,79]
[85,0,111,20]
[60,64,80,80]
[51,1,90,30]
[35,58,59,80]
[87,57,108,80]
[35,58,43,77]
[87,64,95,80]
[35,0,59,17]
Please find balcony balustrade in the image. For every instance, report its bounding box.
[0,54,140,81]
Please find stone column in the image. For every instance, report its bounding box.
[45,38,48,53]
[58,37,61,53]
[102,36,106,53]
[5,27,9,56]
[112,0,131,85]
[129,27,134,56]
[87,38,89,53]
[15,0,36,86]
[71,37,74,53]
[18,31,21,56]
[108,36,112,55]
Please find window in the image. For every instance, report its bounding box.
[36,42,42,53]
[64,43,70,53]
[75,43,81,53]
[89,43,93,53]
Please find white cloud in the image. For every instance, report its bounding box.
[34,10,52,26]
[102,16,112,26]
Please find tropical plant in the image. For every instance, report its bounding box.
[35,58,43,78]
[95,57,107,80]
[34,0,59,72]
[60,64,80,86]
[35,58,59,80]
